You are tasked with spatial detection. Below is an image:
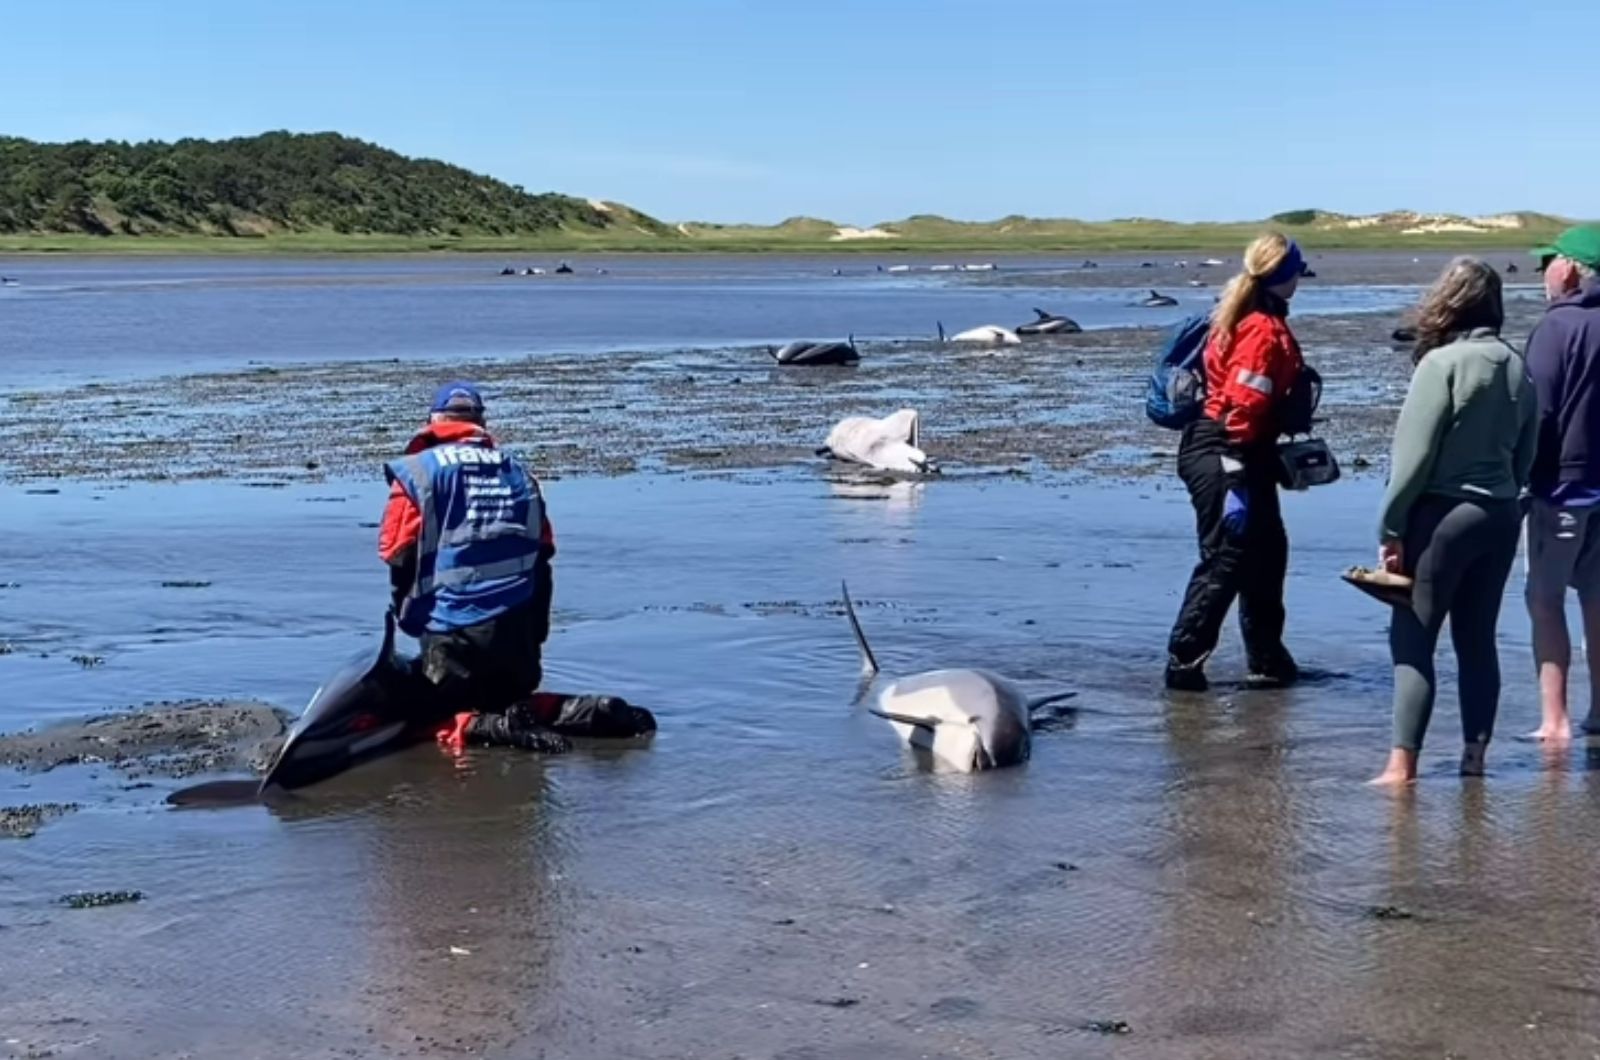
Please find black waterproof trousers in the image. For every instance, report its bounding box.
[1167,418,1289,668]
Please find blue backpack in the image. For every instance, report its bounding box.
[1145,314,1212,430]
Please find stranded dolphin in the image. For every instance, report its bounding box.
[167,612,653,805]
[818,408,938,475]
[842,583,1074,772]
[770,336,861,366]
[1136,290,1179,308]
[1014,308,1082,335]
[937,322,1022,346]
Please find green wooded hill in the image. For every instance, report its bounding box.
[0,131,669,239]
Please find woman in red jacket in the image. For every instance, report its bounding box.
[1166,233,1311,691]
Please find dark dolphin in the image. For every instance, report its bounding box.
[770,336,860,366]
[167,612,653,805]
[499,266,515,276]
[554,262,575,274]
[1015,308,1082,335]
[1081,260,1099,270]
[1391,326,1418,345]
[1137,289,1179,308]
[1506,262,1519,274]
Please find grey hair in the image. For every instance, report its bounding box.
[1412,256,1503,363]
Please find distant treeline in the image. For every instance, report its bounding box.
[0,131,668,238]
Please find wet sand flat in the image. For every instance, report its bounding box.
[4,474,1599,1059]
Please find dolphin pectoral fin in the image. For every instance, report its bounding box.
[868,707,940,728]
[816,446,836,458]
[1027,690,1078,713]
[165,779,268,808]
[841,580,881,675]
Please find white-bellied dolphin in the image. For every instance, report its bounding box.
[937,322,1022,346]
[841,583,1073,772]
[819,409,938,475]
[1136,290,1179,308]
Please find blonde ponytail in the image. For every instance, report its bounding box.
[1209,232,1293,354]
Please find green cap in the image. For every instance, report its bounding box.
[1532,225,1600,271]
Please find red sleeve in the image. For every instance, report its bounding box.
[1218,317,1299,445]
[378,479,421,564]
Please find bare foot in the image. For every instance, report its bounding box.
[1527,721,1573,744]
[1369,748,1418,787]
[1460,742,1488,777]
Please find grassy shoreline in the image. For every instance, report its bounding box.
[0,226,1561,257]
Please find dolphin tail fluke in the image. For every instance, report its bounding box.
[936,321,946,344]
[841,580,880,675]
[1027,690,1078,713]
[847,332,856,351]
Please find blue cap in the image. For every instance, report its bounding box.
[1260,240,1308,287]
[430,381,484,416]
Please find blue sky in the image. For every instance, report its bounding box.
[2,0,1593,224]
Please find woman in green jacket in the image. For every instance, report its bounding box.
[1372,258,1538,786]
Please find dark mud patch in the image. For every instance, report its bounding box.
[0,802,79,839]
[59,890,144,909]
[0,298,1547,486]
[0,701,291,780]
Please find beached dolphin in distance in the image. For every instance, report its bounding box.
[960,262,997,272]
[1014,308,1082,335]
[818,408,938,475]
[937,322,1022,346]
[842,583,1074,772]
[886,264,912,273]
[1199,258,1225,267]
[1137,290,1179,308]
[770,336,860,366]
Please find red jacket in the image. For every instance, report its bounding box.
[378,420,556,565]
[1202,309,1305,446]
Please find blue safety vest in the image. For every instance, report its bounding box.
[385,439,546,635]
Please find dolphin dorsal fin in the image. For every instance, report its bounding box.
[1034,308,1049,319]
[841,580,880,675]
[936,321,946,344]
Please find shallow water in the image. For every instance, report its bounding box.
[6,472,1600,1058]
[0,251,1475,389]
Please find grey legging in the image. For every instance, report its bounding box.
[1391,495,1521,751]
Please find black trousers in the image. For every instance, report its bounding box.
[1167,419,1289,667]
[1389,496,1520,751]
[417,598,546,720]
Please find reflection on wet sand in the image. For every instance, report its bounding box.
[268,752,565,1053]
